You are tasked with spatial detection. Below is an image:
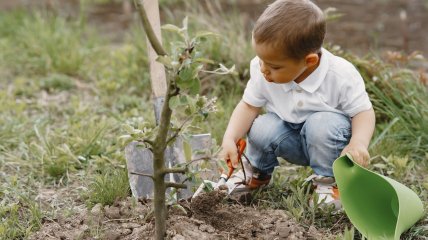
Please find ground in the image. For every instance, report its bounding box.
[30,191,328,240]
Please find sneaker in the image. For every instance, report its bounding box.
[306,174,342,210]
[247,168,271,189]
[227,159,271,192]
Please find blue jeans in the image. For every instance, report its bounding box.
[246,112,351,177]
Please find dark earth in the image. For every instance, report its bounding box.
[30,191,326,239]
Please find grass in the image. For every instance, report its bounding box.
[251,162,349,235]
[0,175,42,239]
[85,168,130,208]
[0,1,427,239]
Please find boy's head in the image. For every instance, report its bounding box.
[253,0,326,60]
[252,0,326,84]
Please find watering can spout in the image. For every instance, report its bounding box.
[333,154,424,240]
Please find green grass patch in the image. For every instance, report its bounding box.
[85,168,130,208]
[0,176,42,240]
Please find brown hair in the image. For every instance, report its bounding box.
[253,0,326,60]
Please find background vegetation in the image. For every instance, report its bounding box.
[0,0,427,239]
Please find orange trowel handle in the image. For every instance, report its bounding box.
[226,139,246,179]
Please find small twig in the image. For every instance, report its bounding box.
[163,167,187,174]
[130,171,154,179]
[185,156,216,166]
[165,115,194,145]
[165,182,187,189]
[168,77,180,97]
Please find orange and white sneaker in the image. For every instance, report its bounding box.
[227,159,271,192]
[306,174,342,210]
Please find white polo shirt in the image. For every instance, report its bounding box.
[243,48,372,123]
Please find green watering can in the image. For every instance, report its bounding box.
[333,154,424,240]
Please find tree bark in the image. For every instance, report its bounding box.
[152,79,173,239]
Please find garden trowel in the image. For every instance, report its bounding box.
[126,134,212,199]
[127,0,216,201]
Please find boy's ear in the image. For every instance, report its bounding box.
[304,53,320,67]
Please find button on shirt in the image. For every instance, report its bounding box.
[243,48,372,123]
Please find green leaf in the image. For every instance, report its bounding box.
[182,16,188,30]
[179,95,188,105]
[184,107,192,115]
[194,31,219,39]
[178,66,201,91]
[373,163,387,169]
[194,58,215,64]
[123,124,134,134]
[196,96,205,108]
[161,24,181,33]
[193,114,204,123]
[181,58,191,67]
[169,96,179,109]
[202,181,214,192]
[172,204,187,215]
[183,141,192,161]
[178,67,193,82]
[169,95,188,109]
[188,78,200,95]
[188,96,197,113]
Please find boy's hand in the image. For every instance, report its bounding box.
[341,141,370,167]
[220,138,239,168]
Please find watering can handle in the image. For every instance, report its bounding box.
[225,139,246,179]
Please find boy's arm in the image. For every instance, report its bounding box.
[222,100,261,167]
[341,108,376,167]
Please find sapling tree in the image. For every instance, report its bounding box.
[121,1,234,239]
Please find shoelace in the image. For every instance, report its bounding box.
[303,174,336,187]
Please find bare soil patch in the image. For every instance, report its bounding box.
[30,191,325,239]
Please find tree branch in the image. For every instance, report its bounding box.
[134,0,167,56]
[168,82,180,98]
[165,182,187,189]
[185,157,215,166]
[165,115,194,145]
[130,171,154,179]
[163,167,187,174]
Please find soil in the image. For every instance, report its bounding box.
[30,191,325,240]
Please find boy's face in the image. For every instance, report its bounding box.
[252,40,310,84]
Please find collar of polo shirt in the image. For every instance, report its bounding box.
[280,48,330,93]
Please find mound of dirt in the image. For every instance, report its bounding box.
[30,192,323,239]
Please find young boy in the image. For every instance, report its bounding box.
[220,0,375,207]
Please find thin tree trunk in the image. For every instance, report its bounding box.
[134,1,178,238]
[152,79,173,239]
